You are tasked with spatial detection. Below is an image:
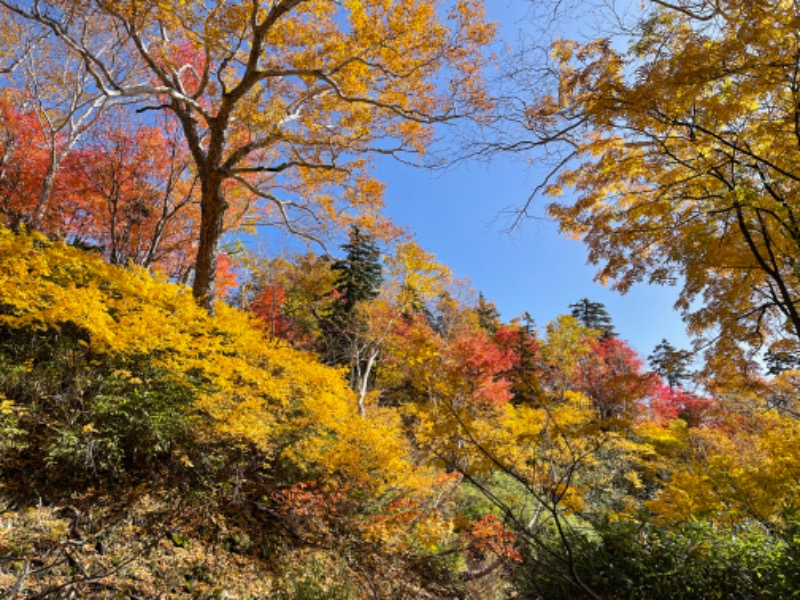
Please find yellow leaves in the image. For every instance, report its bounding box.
[645,409,800,526]
[544,184,564,197]
[0,229,286,449]
[540,315,597,374]
[503,404,545,441]
[535,1,800,364]
[360,469,461,554]
[0,397,19,417]
[637,418,688,456]
[551,39,579,64]
[87,0,492,273]
[0,226,458,535]
[384,240,451,307]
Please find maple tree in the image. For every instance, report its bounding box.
[517,0,800,367]
[4,0,800,595]
[648,382,712,428]
[0,22,113,231]
[0,91,203,277]
[3,220,800,596]
[74,116,202,277]
[240,251,336,345]
[574,337,656,424]
[0,224,468,597]
[0,91,87,234]
[1,0,494,309]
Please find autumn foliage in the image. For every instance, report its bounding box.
[2,0,800,597]
[0,226,458,597]
[2,219,800,596]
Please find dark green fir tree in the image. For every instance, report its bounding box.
[319,226,382,368]
[569,298,616,339]
[330,226,382,315]
[648,338,693,388]
[476,291,501,333]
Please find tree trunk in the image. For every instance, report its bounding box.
[192,174,227,312]
[31,147,59,230]
[356,349,378,418]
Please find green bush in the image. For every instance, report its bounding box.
[513,516,800,599]
[0,324,196,488]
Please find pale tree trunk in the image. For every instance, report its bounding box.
[26,60,108,231]
[356,349,379,418]
[31,143,67,229]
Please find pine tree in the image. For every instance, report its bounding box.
[319,226,383,370]
[330,226,382,316]
[648,339,693,388]
[510,312,541,405]
[521,311,536,336]
[569,298,616,339]
[764,349,800,376]
[476,292,501,333]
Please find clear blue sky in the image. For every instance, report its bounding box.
[378,0,691,358]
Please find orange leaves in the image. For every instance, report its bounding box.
[0,93,201,278]
[0,226,457,547]
[4,0,495,307]
[0,94,67,229]
[464,514,522,562]
[447,332,514,406]
[215,252,239,299]
[274,481,348,520]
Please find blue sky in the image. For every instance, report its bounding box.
[379,152,690,359]
[378,0,691,358]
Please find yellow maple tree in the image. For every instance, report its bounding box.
[518,0,800,368]
[1,0,494,308]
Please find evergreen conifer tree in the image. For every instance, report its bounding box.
[330,226,382,316]
[476,292,501,333]
[569,298,616,339]
[648,338,693,388]
[319,226,383,370]
[510,312,540,405]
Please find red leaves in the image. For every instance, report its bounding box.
[273,481,348,520]
[650,382,713,428]
[574,337,657,422]
[0,95,64,228]
[72,120,200,276]
[451,333,513,380]
[0,95,200,278]
[215,252,239,299]
[464,514,522,562]
[447,331,514,406]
